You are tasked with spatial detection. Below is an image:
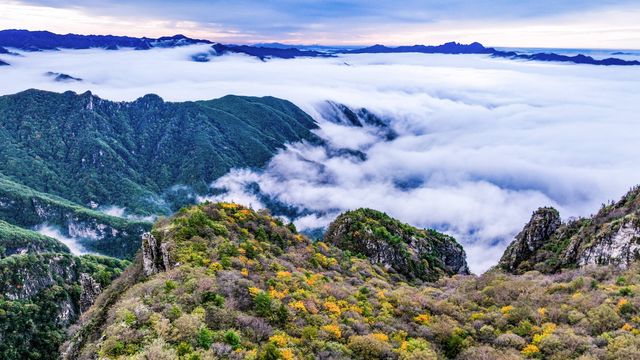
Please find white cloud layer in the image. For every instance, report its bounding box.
[35,224,92,255]
[2,46,640,272]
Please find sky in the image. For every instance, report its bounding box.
[1,0,640,48]
[1,45,639,272]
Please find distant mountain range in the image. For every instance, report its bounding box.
[345,41,493,55]
[344,42,640,66]
[0,29,210,51]
[193,43,335,61]
[0,29,638,66]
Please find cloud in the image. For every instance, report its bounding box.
[3,0,640,47]
[35,224,93,255]
[99,205,157,223]
[2,46,640,272]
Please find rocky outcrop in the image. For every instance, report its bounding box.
[567,218,640,268]
[498,207,561,272]
[142,232,171,276]
[500,186,640,273]
[79,273,102,312]
[324,208,469,281]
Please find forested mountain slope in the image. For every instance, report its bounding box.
[0,89,318,216]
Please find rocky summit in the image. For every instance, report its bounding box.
[324,208,469,281]
[500,186,640,274]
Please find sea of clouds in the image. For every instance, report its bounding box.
[2,45,640,272]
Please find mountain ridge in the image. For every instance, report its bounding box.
[0,89,319,215]
[499,186,640,274]
[0,29,211,51]
[2,30,637,66]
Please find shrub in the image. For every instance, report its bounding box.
[443,330,469,359]
[494,333,526,349]
[258,342,281,360]
[255,292,273,317]
[196,327,213,349]
[588,304,623,335]
[201,291,225,306]
[224,330,241,349]
[348,334,394,359]
[606,333,640,359]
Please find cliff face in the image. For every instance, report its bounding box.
[499,207,561,273]
[0,226,129,359]
[141,232,172,276]
[499,186,640,274]
[324,208,469,281]
[0,175,151,259]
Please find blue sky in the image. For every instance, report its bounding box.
[1,0,640,47]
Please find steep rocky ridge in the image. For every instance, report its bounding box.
[324,208,469,281]
[499,186,640,273]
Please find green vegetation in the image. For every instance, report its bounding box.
[0,174,150,258]
[0,88,318,260]
[324,208,469,281]
[0,89,318,259]
[65,203,640,359]
[0,89,318,216]
[0,211,130,359]
[0,219,69,257]
[0,242,129,359]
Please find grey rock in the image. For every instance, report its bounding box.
[79,273,102,312]
[142,232,171,276]
[324,208,469,281]
[499,207,560,272]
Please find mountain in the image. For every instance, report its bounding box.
[194,43,335,61]
[346,42,493,55]
[45,72,82,82]
[0,89,318,260]
[499,186,640,274]
[491,50,640,66]
[0,89,318,213]
[344,41,640,66]
[62,202,640,360]
[0,174,150,258]
[324,208,469,281]
[0,30,210,51]
[0,221,129,359]
[3,31,637,67]
[62,203,467,359]
[319,101,397,141]
[0,219,69,256]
